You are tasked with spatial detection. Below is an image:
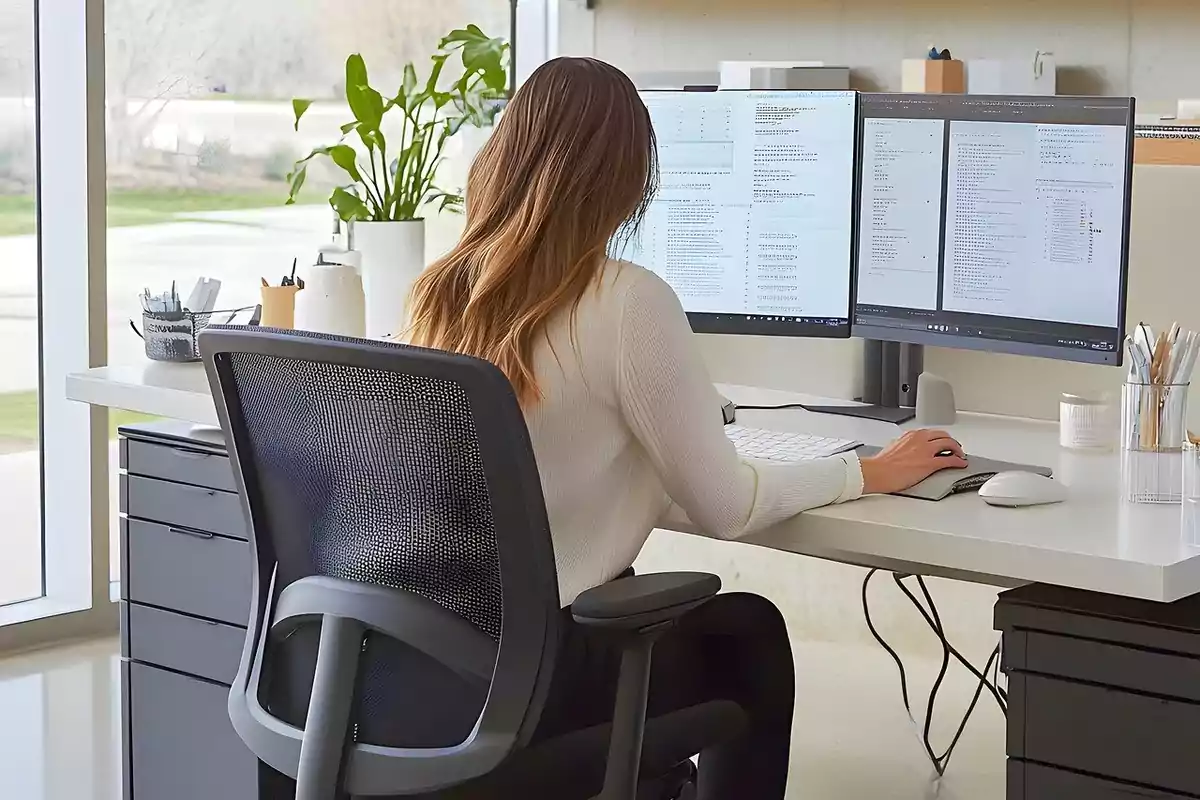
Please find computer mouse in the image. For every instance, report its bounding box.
[979,471,1067,508]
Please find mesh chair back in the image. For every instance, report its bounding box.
[201,328,562,796]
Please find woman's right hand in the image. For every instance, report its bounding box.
[859,430,968,496]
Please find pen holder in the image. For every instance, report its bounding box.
[135,311,216,363]
[1121,382,1190,503]
[1184,442,1200,547]
[260,284,301,330]
[131,307,258,363]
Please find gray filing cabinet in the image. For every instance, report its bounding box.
[118,422,261,800]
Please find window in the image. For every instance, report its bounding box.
[0,0,110,642]
[0,1,41,608]
[104,0,517,585]
[0,0,549,640]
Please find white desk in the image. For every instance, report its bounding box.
[73,362,1200,798]
[66,363,1200,602]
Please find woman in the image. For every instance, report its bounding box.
[408,58,966,798]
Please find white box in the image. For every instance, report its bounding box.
[750,66,850,91]
[967,55,1056,95]
[719,60,823,90]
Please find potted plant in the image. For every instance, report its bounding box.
[288,25,509,338]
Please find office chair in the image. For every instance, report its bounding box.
[199,328,747,800]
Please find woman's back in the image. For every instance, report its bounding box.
[524,259,861,604]
[524,260,686,603]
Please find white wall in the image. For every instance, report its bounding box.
[569,0,1200,656]
[580,0,1199,112]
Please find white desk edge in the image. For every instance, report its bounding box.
[66,363,1200,603]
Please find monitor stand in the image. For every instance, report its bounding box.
[804,341,922,425]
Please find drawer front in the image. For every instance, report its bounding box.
[124,518,251,626]
[128,661,258,800]
[1016,673,1200,795]
[125,602,245,686]
[123,438,236,493]
[123,474,248,540]
[1010,760,1186,799]
[1013,630,1200,703]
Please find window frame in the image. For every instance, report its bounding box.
[0,0,114,649]
[0,0,555,650]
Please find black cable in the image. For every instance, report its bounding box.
[910,577,952,771]
[734,403,821,413]
[861,570,941,772]
[909,578,1004,772]
[861,570,914,713]
[893,575,1008,715]
[935,644,1001,768]
[865,571,1009,778]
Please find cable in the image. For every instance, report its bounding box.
[892,575,1008,714]
[863,569,1008,778]
[862,570,940,770]
[733,403,832,414]
[935,644,1001,767]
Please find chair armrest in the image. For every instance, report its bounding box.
[571,572,721,631]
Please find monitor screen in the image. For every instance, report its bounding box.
[623,90,858,338]
[852,94,1134,365]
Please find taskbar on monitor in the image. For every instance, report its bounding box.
[687,313,851,338]
[853,306,1122,366]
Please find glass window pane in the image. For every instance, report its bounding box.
[0,0,43,606]
[106,0,513,584]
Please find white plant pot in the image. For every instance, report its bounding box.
[352,219,426,339]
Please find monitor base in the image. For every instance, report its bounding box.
[803,404,916,424]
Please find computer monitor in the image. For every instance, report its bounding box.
[625,89,858,338]
[852,93,1135,365]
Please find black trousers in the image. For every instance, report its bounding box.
[534,592,797,800]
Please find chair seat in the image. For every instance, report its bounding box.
[411,700,747,799]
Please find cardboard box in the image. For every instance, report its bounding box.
[902,59,966,94]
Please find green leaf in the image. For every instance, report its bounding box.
[292,99,313,132]
[345,54,385,132]
[359,128,387,155]
[330,186,370,222]
[285,164,308,205]
[350,84,386,133]
[442,26,509,94]
[340,121,360,135]
[327,144,363,183]
[427,188,464,215]
[345,54,368,103]
[402,63,420,112]
[446,114,470,138]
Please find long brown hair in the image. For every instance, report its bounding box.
[406,57,659,404]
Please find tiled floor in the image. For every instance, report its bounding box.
[0,636,1005,799]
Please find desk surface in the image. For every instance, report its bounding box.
[66,363,1200,603]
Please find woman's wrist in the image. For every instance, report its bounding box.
[859,456,888,496]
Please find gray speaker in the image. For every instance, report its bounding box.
[917,373,958,426]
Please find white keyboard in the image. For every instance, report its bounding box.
[725,425,861,463]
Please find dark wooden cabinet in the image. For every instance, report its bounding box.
[997,584,1200,800]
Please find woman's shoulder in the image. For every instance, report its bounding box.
[594,259,679,309]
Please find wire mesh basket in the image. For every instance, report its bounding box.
[132,308,254,363]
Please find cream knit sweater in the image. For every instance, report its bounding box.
[523,260,864,605]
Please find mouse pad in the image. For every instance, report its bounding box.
[855,446,1054,501]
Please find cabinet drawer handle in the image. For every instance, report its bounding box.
[178,484,219,498]
[173,450,215,461]
[168,527,215,540]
